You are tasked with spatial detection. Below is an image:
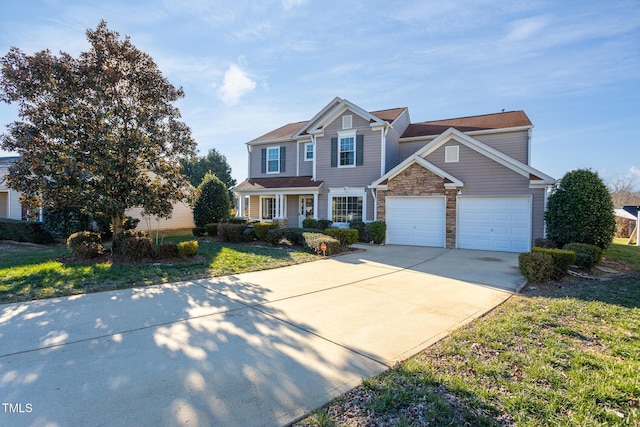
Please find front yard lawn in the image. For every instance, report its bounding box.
[0,237,318,303]
[298,246,640,426]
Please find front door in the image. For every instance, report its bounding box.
[299,196,314,227]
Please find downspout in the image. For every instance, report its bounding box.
[527,127,532,164]
[370,186,377,222]
[296,140,299,177]
[311,135,317,181]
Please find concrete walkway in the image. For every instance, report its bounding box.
[0,245,524,427]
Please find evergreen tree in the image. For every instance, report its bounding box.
[193,173,230,227]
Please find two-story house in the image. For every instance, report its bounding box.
[233,97,555,252]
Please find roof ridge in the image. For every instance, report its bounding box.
[416,110,526,124]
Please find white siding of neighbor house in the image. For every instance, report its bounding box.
[314,110,382,222]
[385,109,411,173]
[425,141,546,240]
[249,141,298,178]
[0,190,24,220]
[127,201,194,232]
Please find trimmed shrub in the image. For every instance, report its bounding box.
[204,223,218,236]
[563,242,603,264]
[534,238,557,249]
[177,240,198,257]
[368,221,386,244]
[302,218,317,229]
[66,231,104,259]
[324,228,359,247]
[301,232,341,255]
[265,228,285,246]
[574,252,595,270]
[0,218,55,244]
[218,223,248,243]
[531,247,576,279]
[316,219,333,231]
[545,169,615,249]
[113,229,148,253]
[192,227,205,237]
[254,222,279,241]
[192,173,230,227]
[122,237,154,261]
[225,217,248,224]
[519,252,554,283]
[243,227,257,241]
[349,221,368,242]
[156,242,179,259]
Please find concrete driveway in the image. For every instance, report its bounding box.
[0,245,524,427]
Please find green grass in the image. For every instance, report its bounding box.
[605,238,640,270]
[0,237,317,303]
[298,274,640,426]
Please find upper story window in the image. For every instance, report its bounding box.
[331,132,363,168]
[267,147,280,173]
[261,146,286,174]
[339,136,355,167]
[305,142,314,161]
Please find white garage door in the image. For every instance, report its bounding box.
[458,196,531,252]
[386,197,446,247]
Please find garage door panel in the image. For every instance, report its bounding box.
[386,197,445,247]
[458,197,531,253]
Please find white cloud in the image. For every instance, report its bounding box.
[217,64,257,106]
[505,15,549,42]
[282,0,308,11]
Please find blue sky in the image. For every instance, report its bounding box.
[1,0,639,189]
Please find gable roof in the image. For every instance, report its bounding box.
[622,206,640,218]
[401,110,532,139]
[373,127,554,188]
[248,98,406,144]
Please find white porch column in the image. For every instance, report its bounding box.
[313,193,319,220]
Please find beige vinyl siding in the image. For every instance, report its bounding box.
[127,201,195,231]
[426,142,546,240]
[249,196,259,220]
[0,192,8,218]
[0,189,23,220]
[248,141,298,178]
[474,130,529,164]
[385,109,411,172]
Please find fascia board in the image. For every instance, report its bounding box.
[370,155,463,188]
[293,97,343,138]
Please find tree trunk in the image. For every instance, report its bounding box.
[111,212,126,237]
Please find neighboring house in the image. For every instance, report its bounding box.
[615,206,639,242]
[0,156,194,231]
[233,97,555,252]
[0,156,25,220]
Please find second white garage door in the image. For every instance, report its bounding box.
[386,196,446,247]
[457,196,531,252]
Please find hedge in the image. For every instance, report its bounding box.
[121,237,154,261]
[301,232,341,255]
[204,223,218,236]
[349,221,368,242]
[0,218,55,244]
[518,252,554,283]
[563,242,603,264]
[254,222,280,241]
[218,223,248,243]
[316,219,333,231]
[156,242,179,259]
[324,228,359,247]
[302,218,317,229]
[531,247,576,279]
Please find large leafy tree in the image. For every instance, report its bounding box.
[545,169,616,249]
[0,21,196,235]
[182,147,236,189]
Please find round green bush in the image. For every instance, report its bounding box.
[192,173,230,227]
[156,242,179,259]
[302,218,317,229]
[368,221,386,244]
[519,252,554,283]
[177,240,198,257]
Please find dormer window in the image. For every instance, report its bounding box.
[445,145,459,163]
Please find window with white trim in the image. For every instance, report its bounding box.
[445,145,459,163]
[267,147,279,173]
[332,196,362,223]
[261,197,276,220]
[339,135,355,167]
[305,142,313,161]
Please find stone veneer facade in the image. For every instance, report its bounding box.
[376,163,459,248]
